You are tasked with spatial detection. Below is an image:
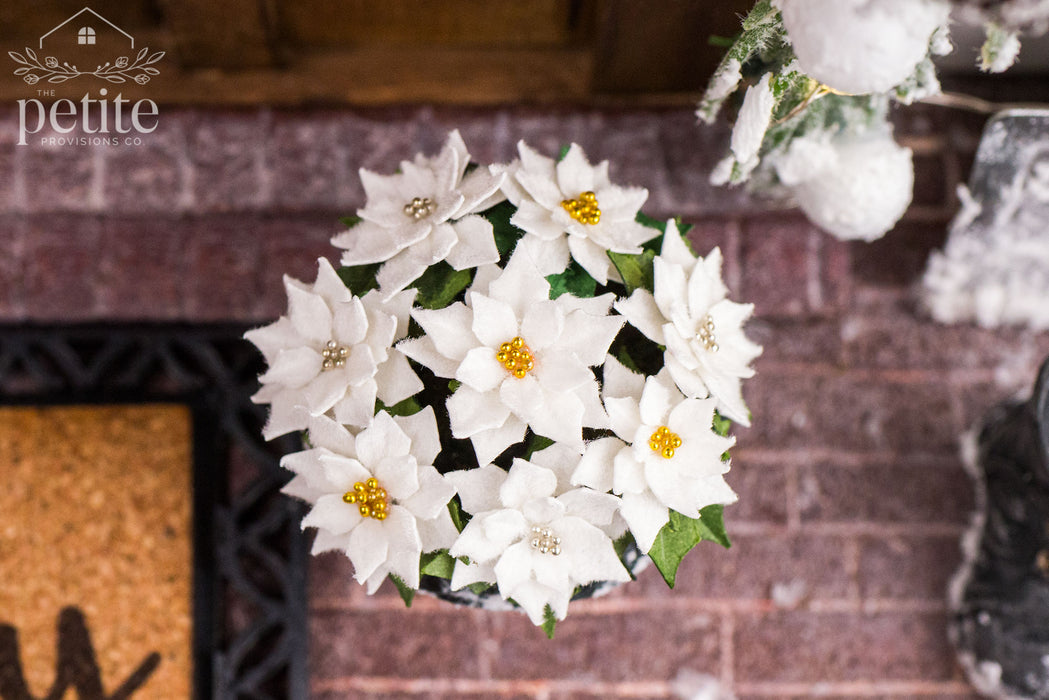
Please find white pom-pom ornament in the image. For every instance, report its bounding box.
[775,130,914,241]
[774,0,950,94]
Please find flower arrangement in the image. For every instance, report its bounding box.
[246,131,762,633]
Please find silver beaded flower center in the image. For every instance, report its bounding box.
[529,526,562,556]
[403,196,436,220]
[697,314,719,353]
[321,339,350,371]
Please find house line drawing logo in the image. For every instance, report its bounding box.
[8,7,164,85]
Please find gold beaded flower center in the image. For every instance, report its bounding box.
[561,190,601,225]
[342,477,389,520]
[321,339,350,371]
[697,314,719,353]
[529,526,562,556]
[496,336,535,379]
[404,196,436,220]
[649,425,682,459]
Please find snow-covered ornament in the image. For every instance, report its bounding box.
[773,0,951,95]
[773,128,915,241]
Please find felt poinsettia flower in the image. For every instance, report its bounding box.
[331,130,506,298]
[398,249,623,465]
[614,220,762,425]
[497,141,657,285]
[446,446,629,625]
[244,257,422,439]
[281,410,458,593]
[574,357,737,553]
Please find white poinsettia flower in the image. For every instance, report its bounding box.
[280,410,458,593]
[399,249,623,465]
[573,357,737,553]
[331,130,506,298]
[446,449,629,625]
[498,141,658,285]
[245,257,423,439]
[614,221,762,425]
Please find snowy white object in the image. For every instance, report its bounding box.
[499,141,657,284]
[399,248,623,465]
[773,0,950,94]
[331,130,505,298]
[446,450,630,624]
[924,110,1049,330]
[573,359,737,553]
[614,221,762,423]
[775,129,914,241]
[245,258,422,438]
[281,411,458,592]
[730,72,777,178]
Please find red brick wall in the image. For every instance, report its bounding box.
[4,103,1048,698]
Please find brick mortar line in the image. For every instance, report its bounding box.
[753,361,998,384]
[309,596,950,615]
[312,677,672,697]
[733,680,975,696]
[732,447,965,466]
[726,521,966,537]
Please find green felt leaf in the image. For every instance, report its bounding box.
[557,144,571,161]
[339,215,363,228]
[482,201,525,258]
[447,497,467,533]
[523,433,555,460]
[546,261,596,300]
[337,263,380,296]
[389,574,415,607]
[648,505,731,588]
[635,211,667,234]
[413,262,472,309]
[420,550,456,579]
[607,249,656,295]
[712,410,732,438]
[541,604,558,639]
[377,395,422,417]
[468,581,494,596]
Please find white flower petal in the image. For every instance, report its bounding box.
[445,215,500,271]
[601,355,645,401]
[615,290,666,345]
[357,411,411,464]
[556,144,597,197]
[665,353,711,400]
[456,166,506,215]
[501,459,558,508]
[514,233,571,277]
[457,346,509,393]
[487,249,553,316]
[469,417,528,466]
[347,517,391,584]
[398,336,460,378]
[526,441,584,490]
[573,436,623,493]
[260,394,310,440]
[482,509,530,550]
[303,414,358,456]
[260,347,321,388]
[494,541,536,594]
[418,508,459,552]
[596,185,649,221]
[469,293,520,349]
[557,516,630,583]
[521,495,566,525]
[332,381,377,427]
[400,465,455,521]
[374,351,424,407]
[303,370,352,416]
[557,488,621,527]
[533,352,590,393]
[318,453,371,491]
[511,199,565,241]
[393,405,441,467]
[620,491,669,553]
[567,235,614,285]
[310,528,347,555]
[446,463,507,514]
[612,449,647,495]
[451,559,497,590]
[412,302,477,362]
[303,493,360,535]
[285,279,333,344]
[603,396,641,442]
[244,317,300,363]
[447,385,512,439]
[555,309,624,368]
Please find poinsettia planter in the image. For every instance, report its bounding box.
[247,131,760,633]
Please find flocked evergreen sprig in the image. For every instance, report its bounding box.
[246,131,762,635]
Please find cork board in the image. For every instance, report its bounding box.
[0,404,193,699]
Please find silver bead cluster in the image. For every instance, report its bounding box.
[321,339,349,371]
[403,196,436,220]
[697,314,719,353]
[529,526,562,556]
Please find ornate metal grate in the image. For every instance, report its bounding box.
[0,324,308,700]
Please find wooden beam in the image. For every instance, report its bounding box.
[159,0,284,69]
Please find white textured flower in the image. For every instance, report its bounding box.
[399,249,623,465]
[245,258,423,439]
[446,448,629,624]
[774,0,950,94]
[331,130,506,298]
[498,141,657,284]
[280,410,458,592]
[775,129,914,242]
[614,221,762,425]
[574,358,737,553]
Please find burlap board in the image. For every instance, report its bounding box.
[0,405,193,699]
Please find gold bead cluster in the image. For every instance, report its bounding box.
[342,477,389,520]
[649,425,682,459]
[697,314,719,353]
[529,526,562,556]
[561,191,601,225]
[495,336,535,379]
[404,196,436,220]
[321,339,350,371]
